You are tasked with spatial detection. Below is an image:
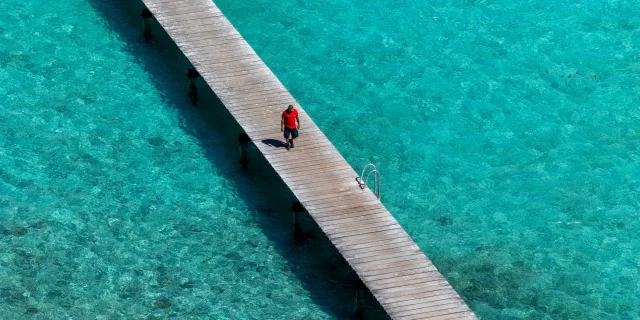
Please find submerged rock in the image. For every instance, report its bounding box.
[180,280,195,289]
[433,216,453,226]
[223,251,242,261]
[25,307,39,314]
[28,221,46,229]
[146,137,167,147]
[3,226,28,237]
[153,297,172,309]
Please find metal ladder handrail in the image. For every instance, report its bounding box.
[356,163,380,199]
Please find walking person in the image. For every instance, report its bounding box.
[281,104,300,151]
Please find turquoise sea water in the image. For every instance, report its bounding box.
[0,0,384,319]
[2,0,640,319]
[213,0,640,319]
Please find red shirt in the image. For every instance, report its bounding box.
[282,109,298,129]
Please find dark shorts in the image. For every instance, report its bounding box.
[284,127,299,139]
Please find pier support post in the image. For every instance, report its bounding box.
[141,9,153,39]
[238,133,251,171]
[291,201,304,242]
[354,279,366,319]
[187,68,201,106]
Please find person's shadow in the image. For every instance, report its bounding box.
[261,139,288,148]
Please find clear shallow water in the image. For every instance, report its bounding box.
[0,0,376,319]
[213,0,640,319]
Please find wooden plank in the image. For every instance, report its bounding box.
[196,62,267,78]
[350,249,424,267]
[329,228,408,247]
[157,14,225,26]
[204,67,276,83]
[145,0,204,9]
[270,149,344,164]
[140,0,477,319]
[330,225,410,244]
[311,206,385,222]
[377,288,455,306]
[266,151,347,168]
[272,159,350,175]
[276,165,353,182]
[305,198,380,214]
[317,211,396,229]
[365,266,440,283]
[268,148,345,164]
[293,185,364,200]
[330,229,410,247]
[156,10,224,20]
[200,67,261,81]
[312,204,387,221]
[393,301,468,319]
[294,189,364,204]
[350,253,427,270]
[368,265,438,281]
[332,233,408,251]
[329,223,404,240]
[271,152,349,169]
[322,213,399,231]
[184,42,248,55]
[366,273,445,292]
[304,199,383,213]
[192,56,264,70]
[353,259,432,278]
[389,294,461,315]
[393,299,466,315]
[342,242,420,259]
[321,212,397,230]
[290,181,360,196]
[243,122,321,135]
[193,54,264,69]
[315,212,387,228]
[280,170,357,188]
[230,97,295,111]
[306,194,380,209]
[272,158,348,175]
[232,106,290,120]
[227,95,294,112]
[374,281,453,299]
[222,88,291,106]
[257,135,331,148]
[175,29,241,42]
[161,16,232,30]
[362,266,446,285]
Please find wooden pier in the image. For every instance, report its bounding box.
[140,0,477,318]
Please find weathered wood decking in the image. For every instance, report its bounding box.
[141,0,477,318]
